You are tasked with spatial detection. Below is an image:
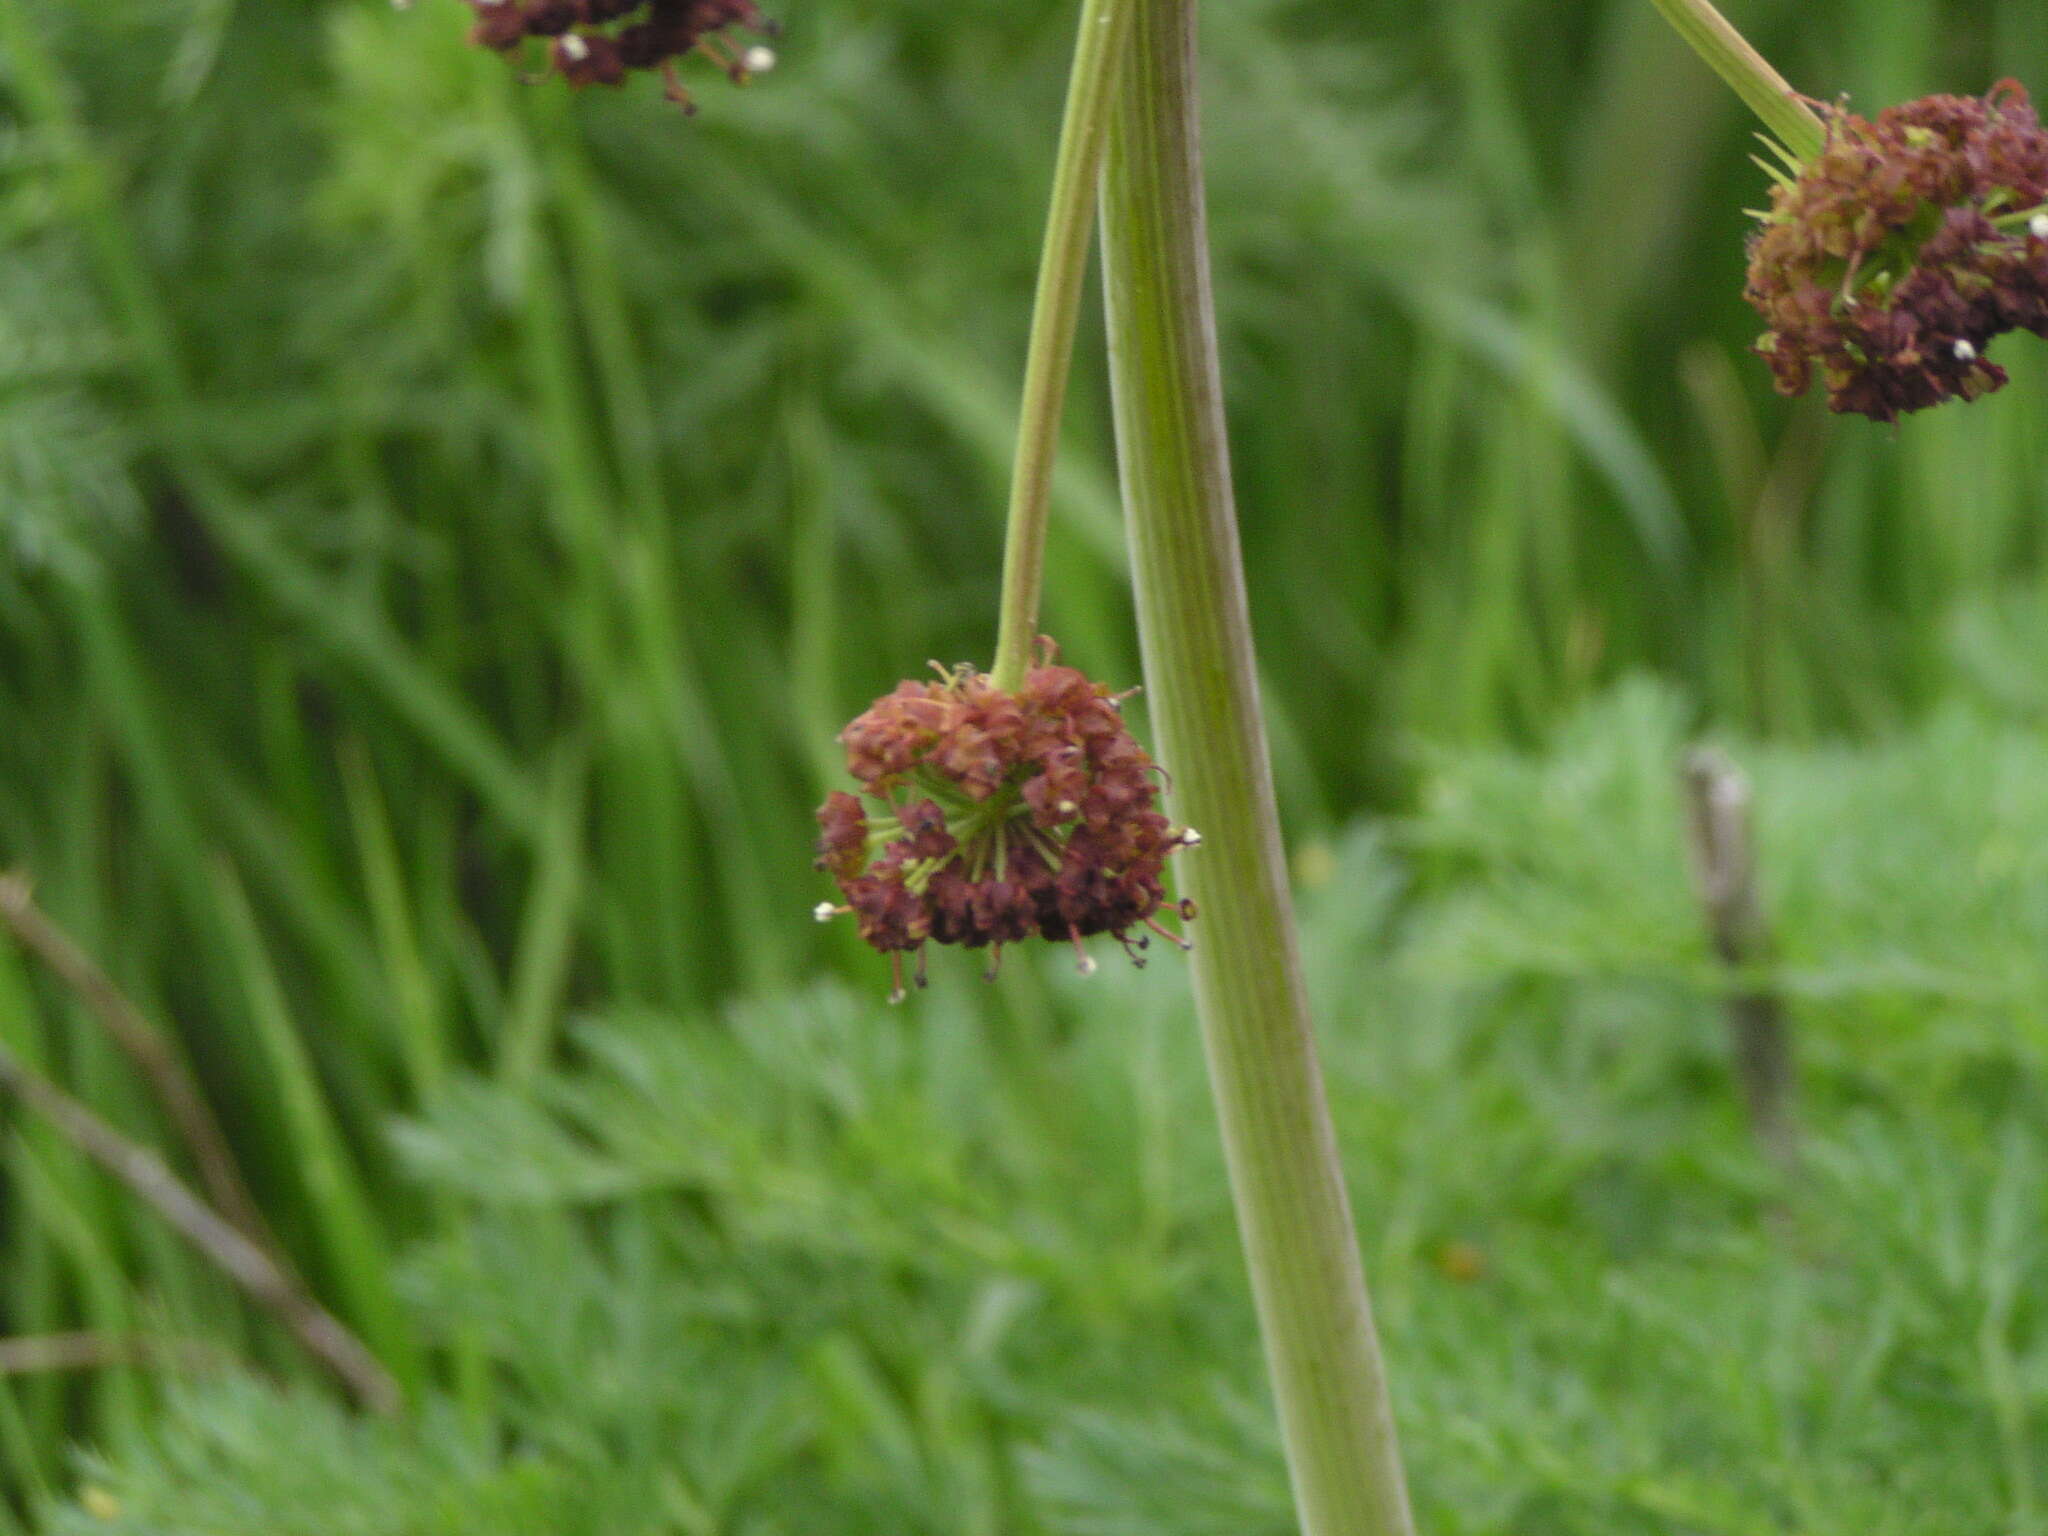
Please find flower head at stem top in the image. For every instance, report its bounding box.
[1746,80,2048,421]
[814,639,1197,1002]
[454,0,778,112]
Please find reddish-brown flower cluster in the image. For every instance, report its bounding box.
[459,0,776,110]
[1746,80,2048,422]
[814,644,1197,1000]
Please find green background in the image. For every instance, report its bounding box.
[0,0,2044,1529]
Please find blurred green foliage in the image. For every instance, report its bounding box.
[1,0,2047,1527]
[32,740,2048,1532]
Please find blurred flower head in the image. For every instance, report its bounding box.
[814,643,1195,1000]
[459,0,777,110]
[1746,80,2048,422]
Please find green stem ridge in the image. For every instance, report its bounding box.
[989,0,1137,691]
[1098,2,1414,1533]
[1648,0,1826,161]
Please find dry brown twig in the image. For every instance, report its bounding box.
[0,872,276,1250]
[0,1330,228,1377]
[0,872,401,1413]
[0,1038,401,1412]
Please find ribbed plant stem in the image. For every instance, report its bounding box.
[1648,0,1825,160]
[989,0,1135,691]
[1098,2,1413,1533]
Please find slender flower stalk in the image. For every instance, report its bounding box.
[1648,0,1824,161]
[989,0,1137,692]
[1098,1,1413,1532]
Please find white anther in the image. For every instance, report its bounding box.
[1075,954,1098,977]
[1057,799,1079,815]
[887,987,907,1005]
[813,901,840,923]
[1953,338,1978,362]
[741,44,777,73]
[2032,213,2048,240]
[559,32,590,60]
[1178,827,1203,849]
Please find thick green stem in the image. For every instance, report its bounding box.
[989,0,1135,691]
[1098,2,1413,1533]
[1648,0,1825,160]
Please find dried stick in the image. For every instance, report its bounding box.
[0,873,277,1254]
[1680,748,1799,1170]
[0,1331,226,1377]
[0,1038,401,1413]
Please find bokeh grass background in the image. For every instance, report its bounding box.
[1,0,2046,1529]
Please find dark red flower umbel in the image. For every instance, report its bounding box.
[1746,80,2048,422]
[458,0,777,111]
[814,643,1197,1001]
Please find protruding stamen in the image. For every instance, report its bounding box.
[1142,915,1194,951]
[1953,338,1978,362]
[660,60,699,113]
[814,901,847,923]
[741,44,777,74]
[1069,925,1097,976]
[983,943,1005,983]
[1177,827,1202,849]
[696,35,745,80]
[914,946,930,989]
[888,952,907,1005]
